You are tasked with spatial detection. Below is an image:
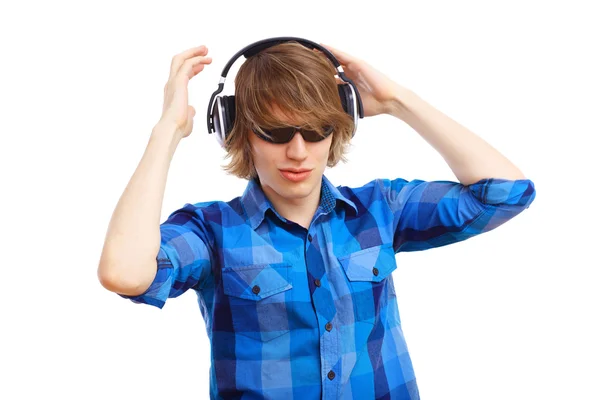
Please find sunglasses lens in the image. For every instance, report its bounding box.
[255,125,334,143]
[267,127,296,143]
[302,126,333,142]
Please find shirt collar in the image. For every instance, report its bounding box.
[241,174,358,230]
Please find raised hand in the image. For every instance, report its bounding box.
[159,45,212,139]
[318,43,404,117]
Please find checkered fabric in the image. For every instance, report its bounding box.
[120,174,536,399]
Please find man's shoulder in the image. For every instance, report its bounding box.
[166,196,245,222]
[332,177,416,211]
[335,177,405,196]
[184,196,242,214]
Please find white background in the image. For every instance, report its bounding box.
[1,0,598,399]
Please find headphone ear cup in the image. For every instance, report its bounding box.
[338,84,358,137]
[222,95,236,144]
[337,84,350,115]
[211,97,226,148]
[338,84,355,119]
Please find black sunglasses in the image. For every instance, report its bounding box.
[252,125,334,144]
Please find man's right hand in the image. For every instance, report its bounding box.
[158,45,212,140]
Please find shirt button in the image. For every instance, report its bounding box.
[252,285,260,294]
[373,267,379,276]
[308,234,313,242]
[325,322,333,332]
[314,279,321,287]
[327,370,335,380]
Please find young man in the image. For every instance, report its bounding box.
[98,39,536,399]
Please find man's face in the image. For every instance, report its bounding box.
[248,106,333,206]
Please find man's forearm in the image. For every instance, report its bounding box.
[386,87,526,185]
[97,120,181,292]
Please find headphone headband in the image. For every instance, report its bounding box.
[218,37,342,78]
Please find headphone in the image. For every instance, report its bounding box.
[206,37,364,149]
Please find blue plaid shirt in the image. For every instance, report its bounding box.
[120,174,536,399]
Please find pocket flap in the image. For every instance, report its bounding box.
[222,263,292,300]
[337,244,397,282]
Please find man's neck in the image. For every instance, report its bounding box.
[262,180,322,230]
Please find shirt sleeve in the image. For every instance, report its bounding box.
[118,203,213,309]
[378,177,536,253]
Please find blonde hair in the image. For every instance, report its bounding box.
[221,41,355,180]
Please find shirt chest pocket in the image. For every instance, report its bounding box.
[337,243,398,324]
[221,262,292,342]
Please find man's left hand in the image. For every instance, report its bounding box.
[318,43,406,117]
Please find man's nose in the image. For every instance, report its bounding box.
[286,131,309,159]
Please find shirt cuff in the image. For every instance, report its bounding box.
[117,247,174,309]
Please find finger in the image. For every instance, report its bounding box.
[169,45,209,79]
[334,61,355,78]
[175,55,212,82]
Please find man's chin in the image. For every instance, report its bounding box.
[277,179,317,196]
[280,183,311,196]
